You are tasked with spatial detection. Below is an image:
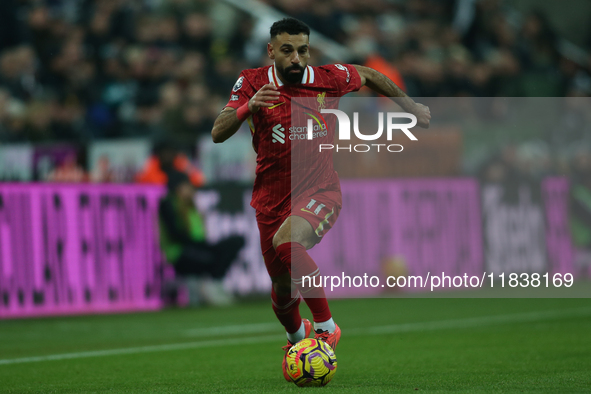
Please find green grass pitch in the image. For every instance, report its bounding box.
[0,297,590,393]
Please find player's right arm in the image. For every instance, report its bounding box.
[211,107,244,144]
[211,83,280,143]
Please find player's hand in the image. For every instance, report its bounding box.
[412,103,431,129]
[248,83,280,113]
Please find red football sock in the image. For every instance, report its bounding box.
[275,242,332,323]
[271,287,302,334]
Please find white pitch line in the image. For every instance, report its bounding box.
[184,322,279,337]
[346,306,591,336]
[0,335,285,366]
[1,307,590,366]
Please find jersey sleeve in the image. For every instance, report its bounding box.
[331,64,362,97]
[224,71,256,109]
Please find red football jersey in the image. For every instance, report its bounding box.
[224,63,362,216]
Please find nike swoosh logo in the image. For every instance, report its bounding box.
[300,208,316,215]
[268,102,285,110]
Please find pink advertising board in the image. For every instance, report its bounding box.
[309,179,485,297]
[0,184,166,318]
[0,179,580,317]
[310,178,578,298]
[542,178,576,276]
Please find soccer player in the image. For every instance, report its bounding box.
[211,17,430,379]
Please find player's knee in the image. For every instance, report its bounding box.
[272,232,288,250]
[272,230,316,250]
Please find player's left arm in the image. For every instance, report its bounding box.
[353,65,431,128]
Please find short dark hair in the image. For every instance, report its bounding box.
[270,18,310,39]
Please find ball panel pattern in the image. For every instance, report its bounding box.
[285,338,337,387]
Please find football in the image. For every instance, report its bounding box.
[284,338,337,387]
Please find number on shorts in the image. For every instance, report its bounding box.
[305,199,326,215]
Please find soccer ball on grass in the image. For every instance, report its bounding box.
[284,338,337,387]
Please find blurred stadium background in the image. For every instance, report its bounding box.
[1,0,591,176]
[0,0,590,313]
[1,1,591,392]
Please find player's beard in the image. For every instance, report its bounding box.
[277,64,305,84]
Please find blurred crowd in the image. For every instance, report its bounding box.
[0,0,237,147]
[276,0,591,97]
[0,0,590,179]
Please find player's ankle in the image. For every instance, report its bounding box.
[314,317,336,333]
[286,320,306,344]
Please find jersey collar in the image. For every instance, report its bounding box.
[269,64,314,86]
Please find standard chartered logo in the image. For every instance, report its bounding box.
[272,124,285,144]
[289,123,327,140]
[272,122,327,144]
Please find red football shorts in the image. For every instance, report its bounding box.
[256,188,342,278]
